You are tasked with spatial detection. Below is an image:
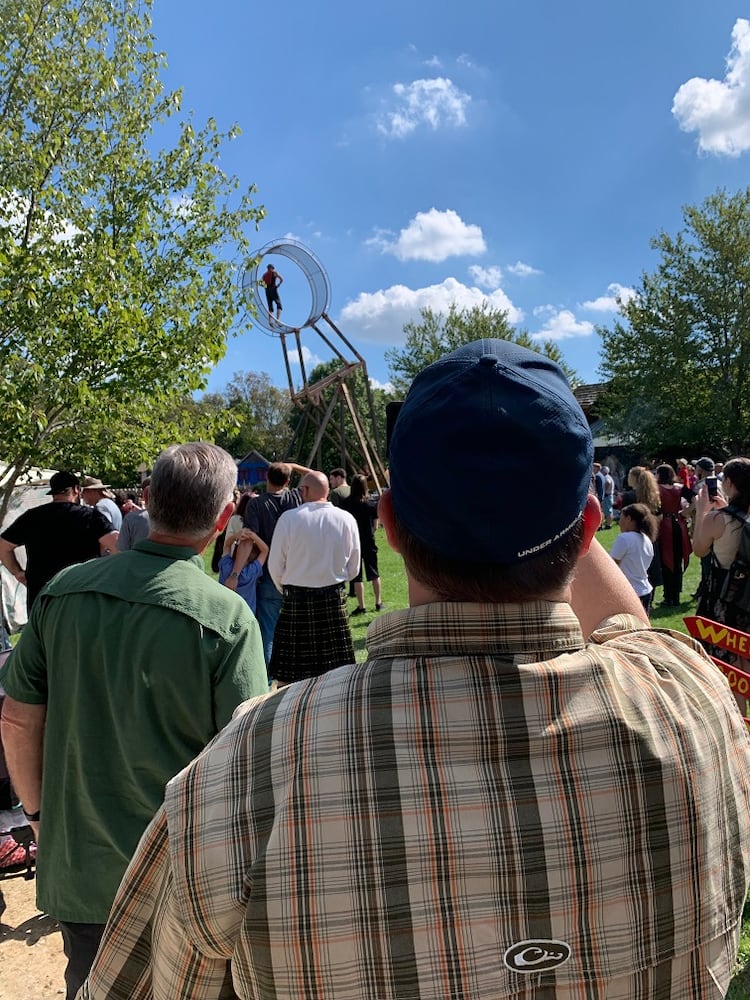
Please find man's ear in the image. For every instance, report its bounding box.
[377,489,401,554]
[579,493,602,555]
[216,501,235,534]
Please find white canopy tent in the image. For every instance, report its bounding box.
[0,463,58,634]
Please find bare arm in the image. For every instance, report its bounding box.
[0,696,46,839]
[0,537,26,587]
[691,485,727,558]
[99,531,119,556]
[247,530,269,567]
[569,537,649,637]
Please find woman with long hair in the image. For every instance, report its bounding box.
[345,475,383,615]
[692,457,750,627]
[654,464,691,606]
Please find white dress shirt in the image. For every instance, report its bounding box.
[268,501,360,592]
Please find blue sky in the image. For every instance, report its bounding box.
[149,1,750,396]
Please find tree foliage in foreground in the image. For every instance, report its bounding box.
[0,0,263,518]
[599,188,750,456]
[385,303,577,397]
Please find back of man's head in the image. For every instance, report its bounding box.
[301,471,329,501]
[267,462,292,488]
[388,339,593,602]
[148,443,236,540]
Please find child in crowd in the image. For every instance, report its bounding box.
[610,503,659,613]
[219,528,268,615]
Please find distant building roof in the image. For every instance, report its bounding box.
[573,382,609,415]
[237,450,270,468]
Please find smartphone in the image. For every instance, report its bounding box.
[706,476,719,500]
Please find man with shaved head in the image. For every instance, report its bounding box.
[267,470,360,683]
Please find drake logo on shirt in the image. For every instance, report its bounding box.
[504,940,572,973]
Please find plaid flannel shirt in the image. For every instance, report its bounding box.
[81,602,750,999]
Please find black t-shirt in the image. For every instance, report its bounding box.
[2,501,114,608]
[244,489,303,581]
[343,497,378,554]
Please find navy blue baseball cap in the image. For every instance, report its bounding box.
[389,339,593,564]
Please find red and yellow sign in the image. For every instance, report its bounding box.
[683,616,750,731]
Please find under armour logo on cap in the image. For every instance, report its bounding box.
[504,939,572,973]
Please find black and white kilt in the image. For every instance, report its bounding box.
[270,583,355,683]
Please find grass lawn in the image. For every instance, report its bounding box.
[209,525,750,991]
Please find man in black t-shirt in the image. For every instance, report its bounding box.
[0,471,119,610]
[227,460,312,666]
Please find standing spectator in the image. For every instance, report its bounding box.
[0,472,118,611]
[116,478,150,552]
[655,463,691,606]
[693,457,750,637]
[81,476,122,531]
[593,461,605,505]
[0,443,267,999]
[268,471,360,683]
[676,457,692,490]
[610,503,659,613]
[327,468,351,507]
[232,461,313,666]
[345,474,383,614]
[601,465,615,529]
[80,341,750,1000]
[219,528,268,616]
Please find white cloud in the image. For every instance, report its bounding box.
[507,260,542,278]
[672,18,750,155]
[367,208,486,262]
[288,344,323,368]
[339,276,523,345]
[370,377,395,393]
[457,53,480,71]
[424,55,442,69]
[0,190,81,244]
[377,78,471,139]
[581,282,636,312]
[468,264,502,289]
[169,194,193,219]
[531,309,594,342]
[533,304,556,318]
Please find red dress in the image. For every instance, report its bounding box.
[658,485,690,573]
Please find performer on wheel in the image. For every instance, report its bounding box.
[260,263,283,323]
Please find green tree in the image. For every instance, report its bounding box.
[0,0,263,519]
[290,359,393,476]
[599,188,750,456]
[385,303,577,396]
[203,371,293,461]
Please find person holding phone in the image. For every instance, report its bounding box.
[693,457,750,625]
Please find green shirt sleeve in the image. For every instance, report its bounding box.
[212,615,267,729]
[0,598,49,704]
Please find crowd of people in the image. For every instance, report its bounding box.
[0,342,749,1000]
[600,456,750,614]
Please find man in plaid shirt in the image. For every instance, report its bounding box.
[81,341,750,999]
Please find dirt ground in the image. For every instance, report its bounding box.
[0,870,66,999]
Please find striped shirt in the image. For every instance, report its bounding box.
[81,602,750,999]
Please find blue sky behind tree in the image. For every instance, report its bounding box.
[150,1,750,394]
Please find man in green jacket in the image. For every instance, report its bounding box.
[0,442,267,1000]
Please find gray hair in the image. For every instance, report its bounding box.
[149,443,236,539]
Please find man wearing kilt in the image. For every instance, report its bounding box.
[267,470,360,684]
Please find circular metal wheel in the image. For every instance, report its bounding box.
[240,238,331,336]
